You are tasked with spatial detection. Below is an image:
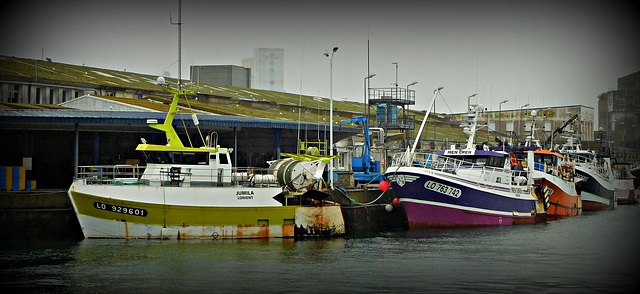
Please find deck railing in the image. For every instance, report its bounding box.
[563,153,611,180]
[77,165,144,184]
[390,152,529,189]
[77,165,280,187]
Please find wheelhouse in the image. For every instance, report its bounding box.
[437,149,507,168]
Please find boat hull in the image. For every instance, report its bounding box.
[614,179,636,205]
[387,168,544,228]
[575,165,615,211]
[68,180,345,239]
[581,191,613,211]
[534,177,581,219]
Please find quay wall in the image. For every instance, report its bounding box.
[0,190,83,240]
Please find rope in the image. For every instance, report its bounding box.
[182,94,206,146]
[178,111,194,148]
[332,170,394,205]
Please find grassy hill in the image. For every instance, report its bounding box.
[1,55,469,143]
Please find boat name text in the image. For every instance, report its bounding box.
[424,180,462,198]
[237,190,254,200]
[443,150,475,155]
[94,202,148,217]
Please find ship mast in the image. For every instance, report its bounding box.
[407,87,443,165]
[170,0,182,90]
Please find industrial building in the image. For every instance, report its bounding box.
[598,71,640,149]
[242,48,284,92]
[189,65,250,88]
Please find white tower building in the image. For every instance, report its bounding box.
[242,48,284,92]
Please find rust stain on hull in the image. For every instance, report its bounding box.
[294,205,345,238]
[153,224,298,239]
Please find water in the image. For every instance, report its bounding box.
[2,206,639,293]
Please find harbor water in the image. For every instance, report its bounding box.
[2,205,639,293]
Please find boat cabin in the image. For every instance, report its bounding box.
[437,149,508,169]
[137,145,235,187]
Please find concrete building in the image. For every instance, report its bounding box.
[59,95,160,112]
[242,48,284,92]
[449,104,595,148]
[189,65,250,88]
[1,80,94,104]
[597,71,640,148]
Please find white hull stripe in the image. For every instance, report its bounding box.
[399,198,531,217]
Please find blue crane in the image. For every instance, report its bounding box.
[340,117,383,183]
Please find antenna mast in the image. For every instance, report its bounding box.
[170,0,182,90]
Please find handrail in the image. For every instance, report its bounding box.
[77,165,280,187]
[391,152,529,188]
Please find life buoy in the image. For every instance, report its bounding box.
[510,153,518,166]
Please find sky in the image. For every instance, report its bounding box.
[1,0,639,119]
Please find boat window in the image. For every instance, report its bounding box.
[353,145,364,158]
[196,152,208,165]
[142,151,173,164]
[449,156,473,166]
[161,152,172,164]
[544,156,554,166]
[475,157,488,166]
[535,154,555,167]
[210,154,217,162]
[172,152,182,163]
[219,153,229,165]
[486,156,504,168]
[447,155,500,167]
[140,151,210,165]
[183,152,196,164]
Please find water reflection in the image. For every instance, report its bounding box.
[1,206,639,293]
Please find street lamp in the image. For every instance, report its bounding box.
[406,81,418,110]
[364,74,376,117]
[499,99,508,144]
[324,46,338,188]
[519,103,530,141]
[406,82,418,147]
[392,62,398,87]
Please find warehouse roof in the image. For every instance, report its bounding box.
[0,108,360,136]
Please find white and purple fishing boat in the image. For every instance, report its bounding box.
[612,162,636,205]
[385,88,547,228]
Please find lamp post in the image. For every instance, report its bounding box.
[406,82,418,148]
[519,103,530,141]
[406,81,417,113]
[392,62,398,87]
[324,47,339,188]
[364,74,376,117]
[406,81,417,92]
[499,99,508,143]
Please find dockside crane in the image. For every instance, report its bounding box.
[545,114,579,150]
[340,117,383,183]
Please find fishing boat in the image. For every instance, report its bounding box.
[501,110,582,219]
[67,86,345,239]
[612,162,636,205]
[528,149,582,219]
[385,88,546,228]
[559,137,615,211]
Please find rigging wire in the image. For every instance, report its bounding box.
[182,92,206,146]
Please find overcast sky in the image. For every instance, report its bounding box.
[1,0,639,118]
